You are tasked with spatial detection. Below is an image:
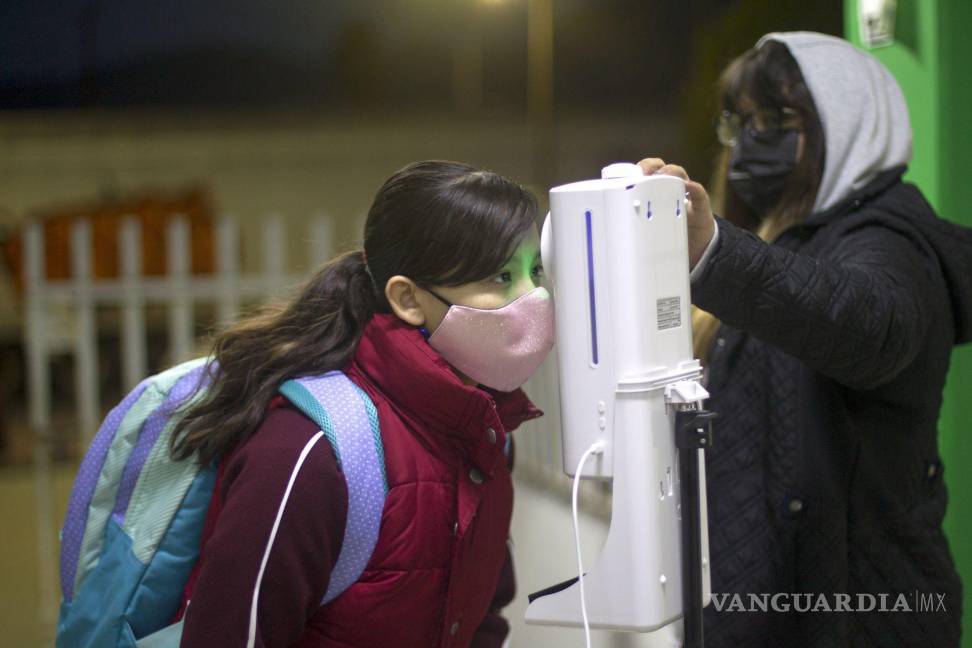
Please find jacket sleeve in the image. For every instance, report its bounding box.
[180,406,348,648]
[691,217,934,390]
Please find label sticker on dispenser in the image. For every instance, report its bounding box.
[656,296,681,330]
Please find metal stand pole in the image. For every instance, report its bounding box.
[675,409,716,648]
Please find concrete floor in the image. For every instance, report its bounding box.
[1,456,74,647]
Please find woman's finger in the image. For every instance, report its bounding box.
[685,179,709,206]
[637,158,666,175]
[655,164,690,181]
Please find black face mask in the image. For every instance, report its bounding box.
[727,128,800,214]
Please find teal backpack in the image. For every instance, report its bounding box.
[56,357,388,647]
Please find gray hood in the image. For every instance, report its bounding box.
[757,32,912,212]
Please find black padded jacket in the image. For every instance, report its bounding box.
[693,168,970,647]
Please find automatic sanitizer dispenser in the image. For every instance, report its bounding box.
[526,162,714,646]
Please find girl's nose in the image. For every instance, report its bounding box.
[514,276,539,298]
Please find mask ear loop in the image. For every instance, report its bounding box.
[416,283,453,341]
[422,286,454,308]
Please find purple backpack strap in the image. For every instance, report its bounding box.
[278,371,387,605]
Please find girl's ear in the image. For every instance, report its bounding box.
[385,275,427,326]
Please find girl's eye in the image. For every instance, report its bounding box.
[491,271,513,284]
[532,264,545,278]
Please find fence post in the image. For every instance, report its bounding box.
[23,220,59,636]
[166,217,193,364]
[216,215,240,326]
[120,218,146,391]
[71,220,99,445]
[24,221,50,432]
[308,213,334,269]
[262,213,285,293]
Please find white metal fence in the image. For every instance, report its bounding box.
[21,214,336,443]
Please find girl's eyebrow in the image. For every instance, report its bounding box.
[500,245,541,270]
[507,248,541,263]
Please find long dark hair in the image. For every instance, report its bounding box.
[172,160,539,464]
[695,39,826,360]
[718,38,826,239]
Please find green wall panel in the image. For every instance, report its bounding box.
[846,1,971,644]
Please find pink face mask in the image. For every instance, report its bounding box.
[424,287,555,392]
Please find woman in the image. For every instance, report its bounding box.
[170,160,552,647]
[642,32,969,646]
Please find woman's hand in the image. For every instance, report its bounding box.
[637,158,716,269]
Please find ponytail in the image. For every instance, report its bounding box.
[171,250,379,464]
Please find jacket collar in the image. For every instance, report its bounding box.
[803,166,906,228]
[769,166,906,245]
[346,313,542,444]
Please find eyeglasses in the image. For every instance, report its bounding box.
[716,107,802,147]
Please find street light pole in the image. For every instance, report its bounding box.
[527,0,555,189]
[452,2,485,114]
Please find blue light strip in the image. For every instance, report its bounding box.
[585,210,599,365]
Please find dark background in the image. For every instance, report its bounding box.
[0,0,843,174]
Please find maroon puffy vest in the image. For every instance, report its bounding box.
[299,314,541,647]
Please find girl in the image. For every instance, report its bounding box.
[642,32,968,646]
[171,160,553,647]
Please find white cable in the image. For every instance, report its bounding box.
[247,431,325,648]
[572,439,607,648]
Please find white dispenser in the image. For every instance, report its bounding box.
[527,162,712,636]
